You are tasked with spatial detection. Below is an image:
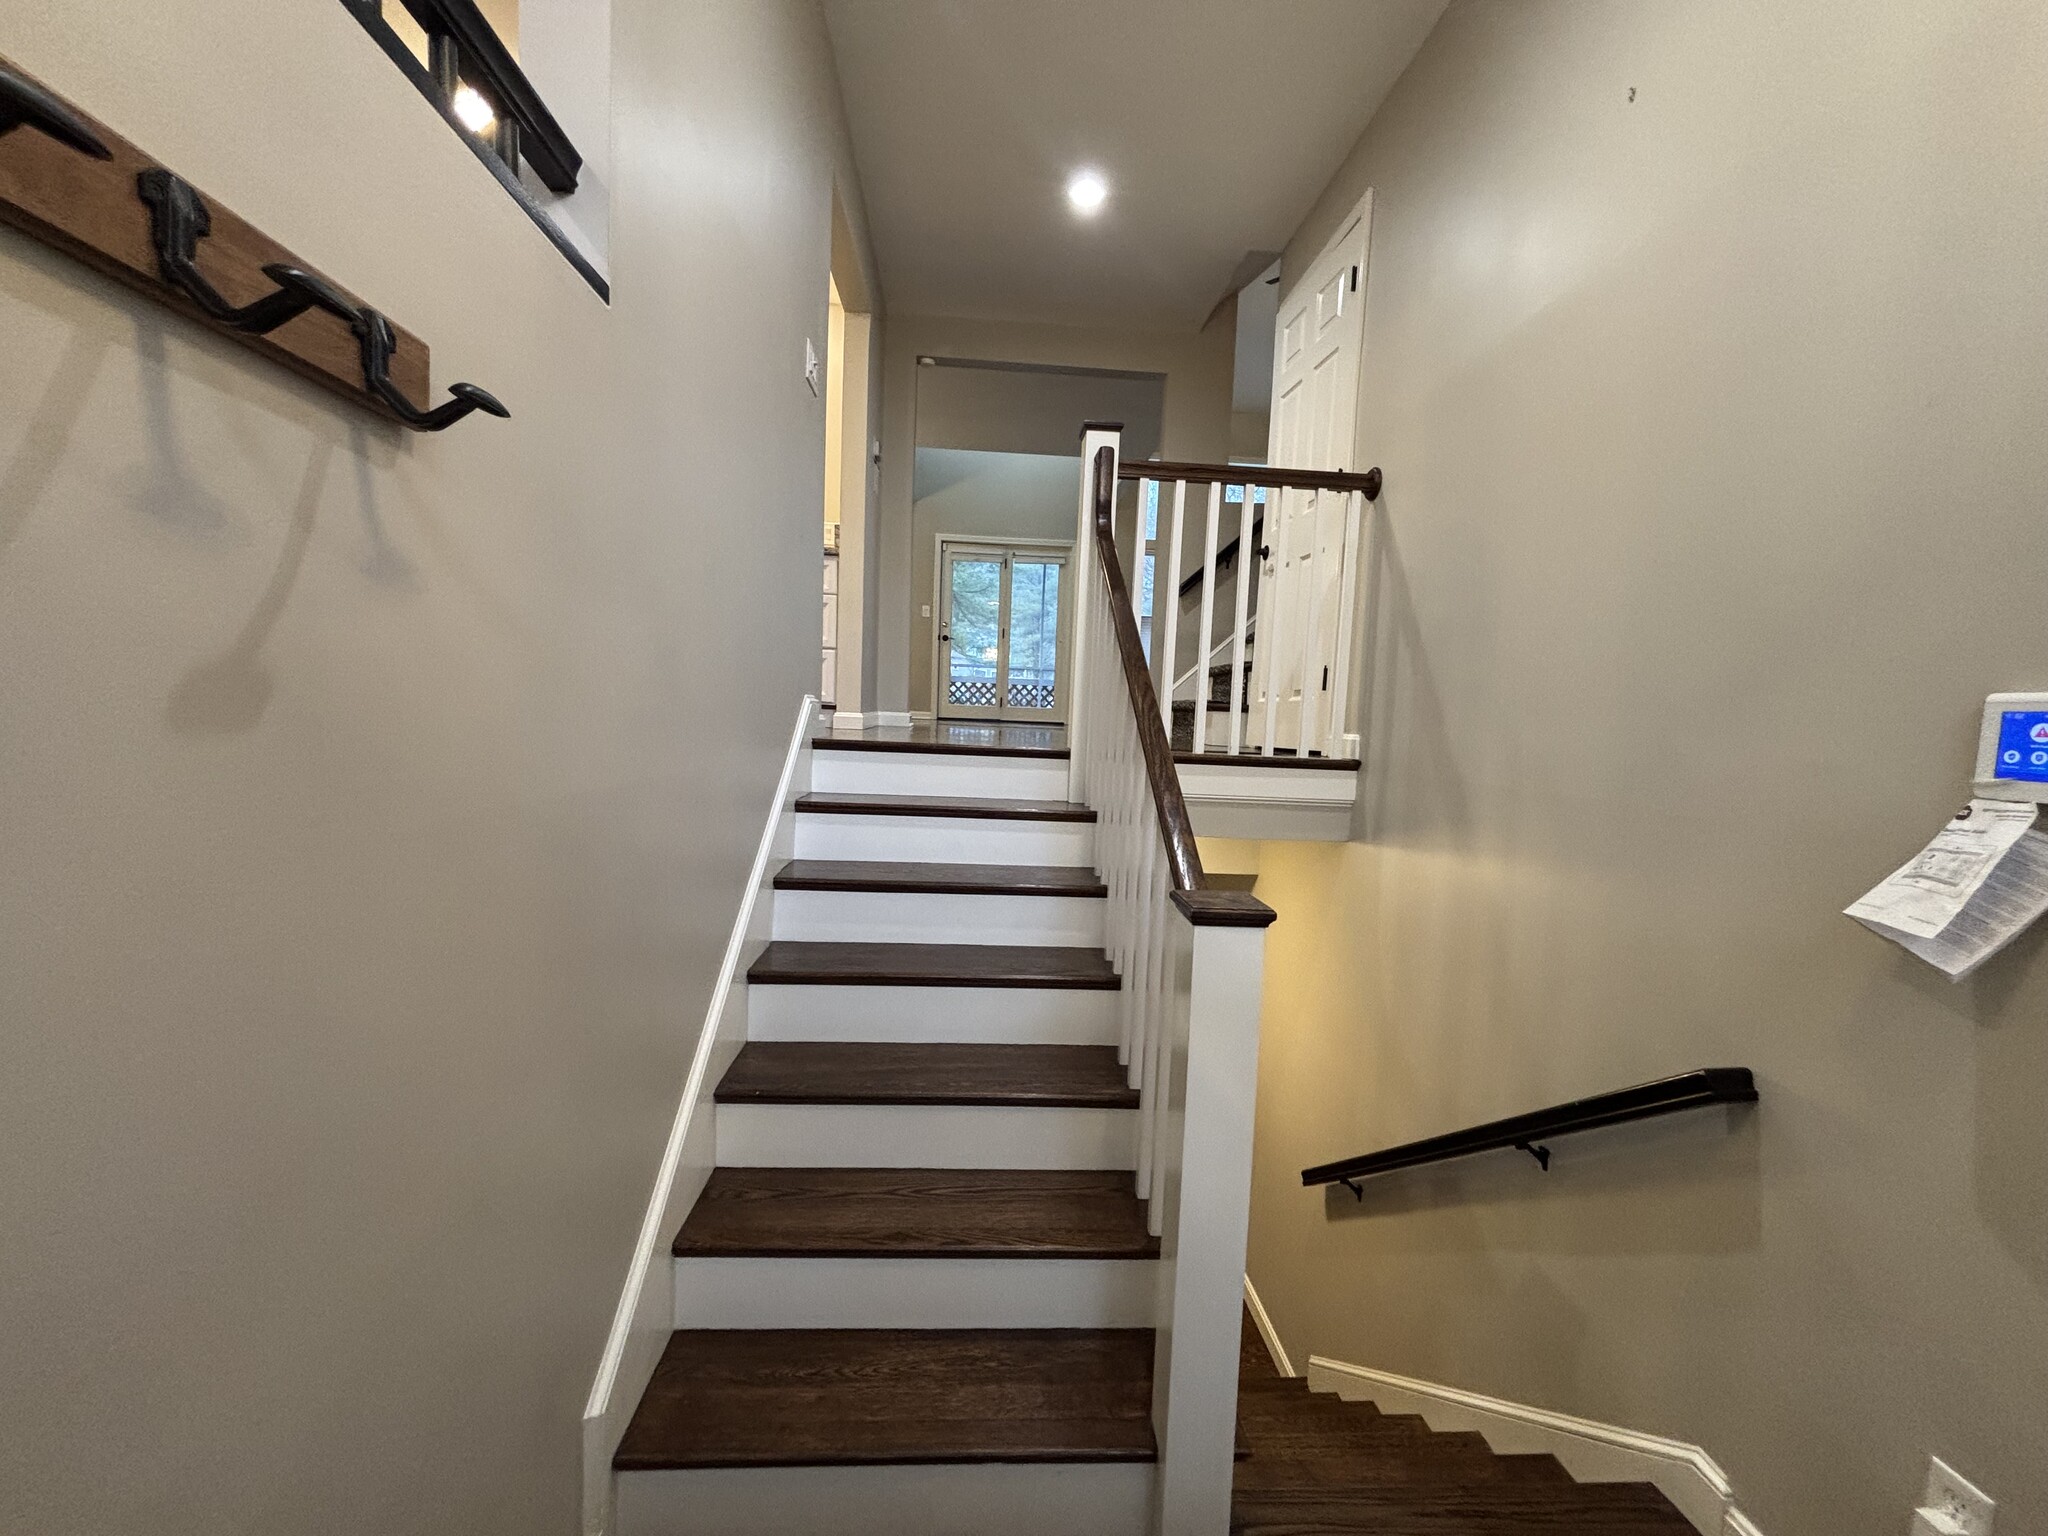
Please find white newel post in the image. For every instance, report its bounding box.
[1069,424,1122,803]
[1151,901,1271,1536]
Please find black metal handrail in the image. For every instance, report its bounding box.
[1302,1068,1757,1196]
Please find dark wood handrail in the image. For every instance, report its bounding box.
[1088,446,1273,929]
[1301,1068,1758,1193]
[1121,459,1383,498]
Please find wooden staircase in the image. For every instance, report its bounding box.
[1231,1317,1697,1534]
[612,730,1156,1535]
[608,725,1698,1534]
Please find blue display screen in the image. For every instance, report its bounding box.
[1995,711,2048,783]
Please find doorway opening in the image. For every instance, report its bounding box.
[911,357,1166,724]
[937,539,1069,722]
[822,186,876,720]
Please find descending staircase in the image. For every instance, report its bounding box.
[612,730,1159,1536]
[1232,1317,1698,1534]
[1171,645,1252,754]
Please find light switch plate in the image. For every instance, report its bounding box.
[804,337,821,397]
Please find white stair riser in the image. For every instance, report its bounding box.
[810,751,1067,800]
[716,1104,1138,1170]
[794,814,1093,865]
[746,983,1119,1046]
[616,1461,1152,1536]
[771,889,1104,947]
[672,1255,1156,1329]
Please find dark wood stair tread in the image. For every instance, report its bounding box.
[714,1042,1138,1108]
[812,734,1069,761]
[1230,1482,1692,1533]
[773,860,1107,898]
[1175,750,1362,770]
[747,940,1120,989]
[674,1167,1158,1259]
[615,1328,1155,1469]
[795,791,1096,822]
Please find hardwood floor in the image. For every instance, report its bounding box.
[674,1167,1158,1260]
[795,791,1097,821]
[614,1327,1156,1470]
[773,859,1108,897]
[713,1042,1139,1109]
[816,718,1070,757]
[746,940,1121,989]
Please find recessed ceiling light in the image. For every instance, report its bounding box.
[452,84,496,134]
[1065,168,1109,217]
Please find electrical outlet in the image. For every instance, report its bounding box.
[1911,1457,1994,1536]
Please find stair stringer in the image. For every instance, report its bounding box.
[580,696,818,1536]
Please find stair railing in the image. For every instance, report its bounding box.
[1068,424,1276,1534]
[1101,451,1381,758]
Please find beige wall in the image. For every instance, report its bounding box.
[1243,4,2048,1534]
[914,364,1167,461]
[874,311,1233,713]
[0,2,877,1533]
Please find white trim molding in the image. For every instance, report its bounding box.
[579,696,818,1536]
[876,710,916,727]
[827,710,867,731]
[1304,1355,1765,1536]
[1240,1275,1296,1378]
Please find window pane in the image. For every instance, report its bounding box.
[1007,561,1060,710]
[1138,553,1155,663]
[946,558,1002,708]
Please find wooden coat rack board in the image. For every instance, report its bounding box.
[0,53,506,431]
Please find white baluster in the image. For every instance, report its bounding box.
[1259,493,1291,757]
[1296,489,1329,758]
[1159,479,1185,731]
[1130,825,1158,1198]
[1326,489,1364,759]
[1227,487,1253,756]
[1193,481,1220,755]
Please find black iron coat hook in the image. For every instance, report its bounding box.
[138,170,359,334]
[0,61,112,159]
[135,167,506,431]
[353,307,507,431]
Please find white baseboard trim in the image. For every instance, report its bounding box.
[828,710,866,731]
[579,696,818,1536]
[875,710,915,727]
[1240,1275,1295,1378]
[1304,1355,1764,1536]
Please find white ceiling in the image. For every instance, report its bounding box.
[822,0,1447,332]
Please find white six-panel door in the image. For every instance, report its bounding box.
[1252,192,1371,750]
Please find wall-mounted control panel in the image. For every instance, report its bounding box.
[1973,692,2048,801]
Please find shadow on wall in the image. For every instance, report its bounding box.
[165,440,331,735]
[1954,923,2048,1293]
[1352,501,1469,851]
[1319,1101,1762,1257]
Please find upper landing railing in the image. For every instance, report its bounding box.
[1109,450,1381,761]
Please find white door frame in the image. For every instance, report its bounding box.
[929,534,1076,722]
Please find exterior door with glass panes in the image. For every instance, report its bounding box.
[939,543,1069,722]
